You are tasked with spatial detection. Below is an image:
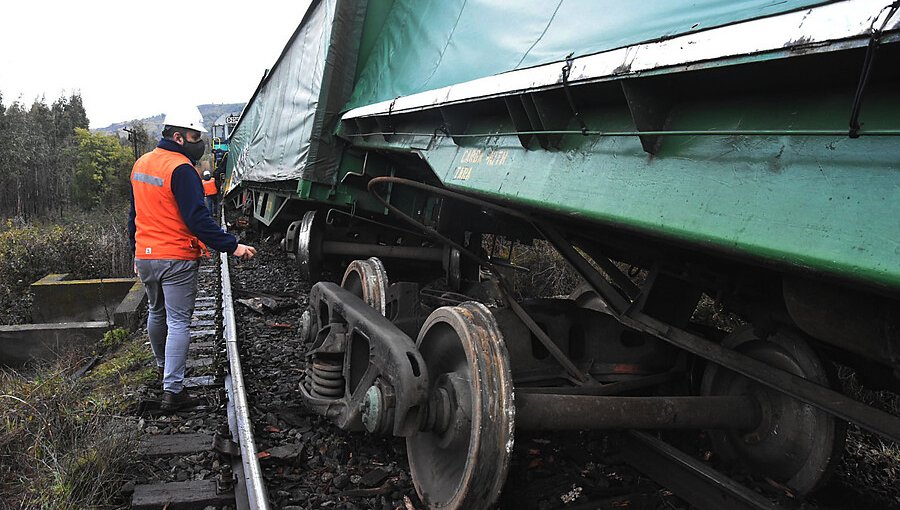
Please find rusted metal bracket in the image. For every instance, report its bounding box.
[624,311,900,443]
[621,431,784,510]
[561,53,589,135]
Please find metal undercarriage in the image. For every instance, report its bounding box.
[278,195,900,510]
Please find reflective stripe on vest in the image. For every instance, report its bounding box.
[131,148,203,260]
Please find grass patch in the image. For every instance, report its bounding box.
[834,366,900,506]
[0,333,154,508]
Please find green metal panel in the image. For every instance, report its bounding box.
[415,103,900,291]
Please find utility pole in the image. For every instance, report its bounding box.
[122,127,139,161]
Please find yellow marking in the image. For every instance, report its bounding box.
[460,148,484,165]
[453,166,473,180]
[486,150,509,166]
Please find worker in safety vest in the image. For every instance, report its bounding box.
[128,105,256,412]
[201,169,219,220]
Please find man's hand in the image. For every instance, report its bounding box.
[233,244,257,261]
[133,262,138,276]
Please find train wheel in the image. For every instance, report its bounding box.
[296,210,323,281]
[341,257,389,315]
[701,326,844,495]
[407,302,514,510]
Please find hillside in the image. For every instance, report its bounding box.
[93,103,244,138]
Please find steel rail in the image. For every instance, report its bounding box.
[221,249,271,510]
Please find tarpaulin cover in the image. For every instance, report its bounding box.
[344,0,828,111]
[227,0,366,189]
[228,0,829,190]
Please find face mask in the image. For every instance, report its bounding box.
[183,138,206,162]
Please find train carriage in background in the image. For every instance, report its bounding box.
[224,1,900,508]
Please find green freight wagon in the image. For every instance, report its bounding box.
[225,1,900,508]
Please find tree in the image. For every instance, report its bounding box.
[0,101,30,218]
[46,94,88,214]
[51,94,89,143]
[72,128,133,210]
[0,92,92,219]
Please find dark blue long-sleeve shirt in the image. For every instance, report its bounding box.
[128,139,238,256]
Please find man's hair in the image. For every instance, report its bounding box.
[162,125,200,140]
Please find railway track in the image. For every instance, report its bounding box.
[122,235,896,509]
[127,251,269,510]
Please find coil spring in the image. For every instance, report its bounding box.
[308,356,345,399]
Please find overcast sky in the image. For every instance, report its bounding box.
[0,0,311,129]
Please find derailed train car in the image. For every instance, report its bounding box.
[226,1,900,508]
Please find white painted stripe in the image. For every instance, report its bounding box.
[343,0,899,120]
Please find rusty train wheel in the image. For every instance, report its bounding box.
[407,302,514,510]
[340,257,389,315]
[701,326,845,495]
[295,210,323,281]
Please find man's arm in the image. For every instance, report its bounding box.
[171,165,239,254]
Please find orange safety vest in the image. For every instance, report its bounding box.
[131,148,206,260]
[202,176,218,197]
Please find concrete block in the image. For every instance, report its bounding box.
[0,276,148,366]
[30,275,138,323]
[114,280,147,330]
[0,321,111,366]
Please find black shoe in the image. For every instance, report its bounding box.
[160,390,199,412]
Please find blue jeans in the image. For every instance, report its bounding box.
[136,259,199,393]
[205,196,220,223]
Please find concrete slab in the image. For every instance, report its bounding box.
[0,275,147,366]
[0,321,111,366]
[114,280,147,330]
[30,274,141,323]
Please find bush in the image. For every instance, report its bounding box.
[484,236,583,299]
[0,211,132,324]
[100,328,129,350]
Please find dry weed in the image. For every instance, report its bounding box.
[0,343,143,509]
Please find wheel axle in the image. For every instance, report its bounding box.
[515,394,761,431]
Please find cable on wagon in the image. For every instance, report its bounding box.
[849,1,900,137]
